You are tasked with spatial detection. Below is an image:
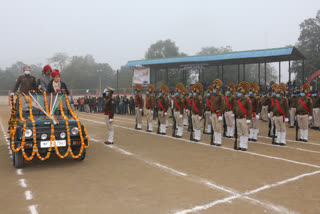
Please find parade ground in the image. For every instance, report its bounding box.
[1,106,320,214]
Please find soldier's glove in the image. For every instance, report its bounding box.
[179,114,183,118]
[139,109,142,112]
[186,109,189,113]
[246,120,251,124]
[308,116,312,120]
[256,114,260,119]
[268,113,270,118]
[109,118,114,122]
[231,113,235,117]
[218,116,223,121]
[285,118,289,122]
[10,92,14,96]
[38,85,42,90]
[164,112,168,115]
[198,116,202,120]
[151,110,153,114]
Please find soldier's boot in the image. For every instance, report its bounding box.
[252,129,258,141]
[242,136,248,151]
[179,127,184,137]
[105,130,114,144]
[149,123,153,132]
[229,127,234,138]
[299,129,304,141]
[303,129,308,142]
[137,124,142,130]
[279,132,286,146]
[239,136,244,150]
[226,127,230,137]
[166,119,169,128]
[207,125,211,134]
[215,132,221,146]
[213,133,218,145]
[249,129,253,141]
[183,118,188,126]
[196,130,201,142]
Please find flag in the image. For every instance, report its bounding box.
[51,114,59,125]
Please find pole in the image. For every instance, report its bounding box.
[279,61,281,83]
[264,62,267,90]
[117,69,119,94]
[217,65,220,79]
[198,68,201,82]
[99,72,102,96]
[243,64,245,80]
[238,64,240,83]
[222,65,224,82]
[258,63,261,86]
[289,60,291,86]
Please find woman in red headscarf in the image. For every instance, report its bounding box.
[47,69,69,95]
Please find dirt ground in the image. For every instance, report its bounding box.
[1,106,320,214]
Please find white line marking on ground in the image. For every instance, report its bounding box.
[80,117,320,169]
[28,205,39,214]
[19,179,27,188]
[25,190,33,200]
[149,161,188,177]
[16,169,23,175]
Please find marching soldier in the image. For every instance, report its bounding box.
[182,88,189,127]
[249,83,261,142]
[12,65,37,95]
[173,83,185,138]
[233,81,252,151]
[268,83,279,137]
[145,84,156,132]
[186,86,194,132]
[289,91,299,128]
[270,83,289,145]
[296,83,313,142]
[311,90,320,130]
[204,85,214,134]
[191,83,204,142]
[260,92,270,122]
[103,87,116,144]
[225,83,236,138]
[211,79,225,146]
[165,87,171,128]
[158,85,170,135]
[134,84,144,130]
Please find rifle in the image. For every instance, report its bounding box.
[295,115,298,141]
[157,118,160,134]
[135,118,138,130]
[188,110,192,132]
[234,114,238,150]
[272,121,276,144]
[210,120,214,145]
[268,117,271,137]
[223,112,227,137]
[189,113,194,141]
[203,112,206,134]
[172,111,177,137]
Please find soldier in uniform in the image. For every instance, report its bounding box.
[191,83,204,142]
[211,79,225,146]
[103,87,116,144]
[134,84,144,130]
[249,83,261,142]
[145,84,155,132]
[233,81,252,151]
[12,65,37,95]
[158,85,169,135]
[311,90,320,130]
[270,83,289,145]
[186,86,194,132]
[296,83,313,142]
[204,85,214,134]
[225,83,236,138]
[268,83,279,137]
[260,92,270,122]
[173,83,185,138]
[182,88,189,127]
[289,91,299,128]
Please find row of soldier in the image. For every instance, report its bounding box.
[132,80,318,151]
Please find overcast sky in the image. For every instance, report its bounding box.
[1,0,320,81]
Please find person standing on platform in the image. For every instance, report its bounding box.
[248,83,261,142]
[12,65,37,95]
[191,82,204,142]
[296,83,313,142]
[103,87,115,144]
[233,81,252,151]
[158,85,170,135]
[134,84,144,130]
[204,85,214,134]
[270,83,289,146]
[289,91,299,128]
[211,79,225,146]
[173,83,185,138]
[145,84,155,132]
[225,82,236,138]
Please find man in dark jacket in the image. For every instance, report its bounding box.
[12,65,36,95]
[103,88,115,144]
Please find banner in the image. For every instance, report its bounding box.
[132,67,150,86]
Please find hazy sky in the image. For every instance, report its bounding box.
[1,0,320,81]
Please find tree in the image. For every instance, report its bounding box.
[145,39,181,59]
[48,53,69,72]
[291,10,320,87]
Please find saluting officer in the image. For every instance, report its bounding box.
[249,83,261,142]
[296,83,313,142]
[134,84,144,130]
[191,83,204,142]
[204,85,214,134]
[233,81,252,151]
[173,83,185,138]
[103,87,116,144]
[289,91,299,128]
[158,85,170,135]
[225,83,236,138]
[145,84,156,132]
[270,83,289,145]
[268,83,279,137]
[211,79,225,146]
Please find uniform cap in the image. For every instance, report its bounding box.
[23,65,31,71]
